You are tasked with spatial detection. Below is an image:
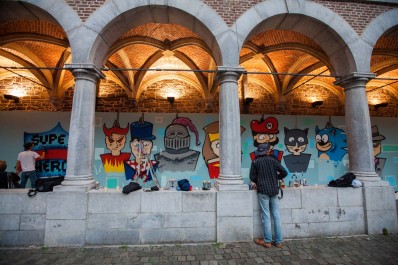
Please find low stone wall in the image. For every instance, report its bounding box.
[254,186,366,239]
[0,185,397,247]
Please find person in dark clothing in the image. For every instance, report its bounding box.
[250,142,288,249]
[0,160,21,189]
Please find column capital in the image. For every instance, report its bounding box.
[65,63,106,80]
[216,66,245,83]
[334,72,376,89]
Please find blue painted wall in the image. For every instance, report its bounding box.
[0,112,397,191]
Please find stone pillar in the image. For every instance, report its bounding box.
[215,66,248,191]
[59,64,105,191]
[334,73,380,182]
[335,73,397,235]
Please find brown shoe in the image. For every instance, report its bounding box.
[255,238,272,248]
[274,242,283,249]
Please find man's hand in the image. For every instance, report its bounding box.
[251,182,257,190]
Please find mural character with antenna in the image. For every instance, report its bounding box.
[100,115,130,173]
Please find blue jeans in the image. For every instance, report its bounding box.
[20,171,38,188]
[258,193,283,244]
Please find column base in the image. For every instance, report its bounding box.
[215,174,248,191]
[56,175,96,192]
[351,171,381,182]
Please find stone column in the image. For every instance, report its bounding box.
[335,73,398,235]
[59,64,105,191]
[215,66,248,191]
[334,72,380,182]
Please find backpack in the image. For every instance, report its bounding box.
[328,172,356,187]
[28,176,64,197]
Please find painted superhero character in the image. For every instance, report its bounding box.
[124,118,158,183]
[372,125,386,177]
[315,122,347,162]
[250,116,283,161]
[154,115,200,172]
[100,117,130,174]
[202,121,245,179]
[283,127,311,173]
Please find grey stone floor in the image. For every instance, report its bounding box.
[0,234,397,265]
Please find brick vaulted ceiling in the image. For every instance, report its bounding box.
[0,16,398,112]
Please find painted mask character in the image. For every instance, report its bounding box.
[250,116,283,161]
[124,119,158,183]
[283,127,311,173]
[372,125,386,177]
[100,118,130,173]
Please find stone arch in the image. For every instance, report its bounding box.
[0,0,80,101]
[362,9,398,66]
[81,0,227,68]
[0,0,81,43]
[231,0,367,75]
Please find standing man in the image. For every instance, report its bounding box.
[15,142,45,188]
[250,143,287,248]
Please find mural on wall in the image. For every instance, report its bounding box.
[202,121,245,179]
[315,121,347,162]
[372,125,386,177]
[283,127,311,173]
[3,112,397,191]
[24,122,69,178]
[250,116,283,161]
[154,115,201,172]
[100,114,131,174]
[124,116,158,183]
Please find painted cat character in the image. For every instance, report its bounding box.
[283,127,311,173]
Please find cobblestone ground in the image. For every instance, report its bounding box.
[1,234,397,265]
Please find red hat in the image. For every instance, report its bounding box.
[250,117,279,134]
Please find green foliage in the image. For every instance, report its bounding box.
[120,244,128,250]
[212,242,223,248]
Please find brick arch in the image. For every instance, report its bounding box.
[82,0,227,68]
[232,0,365,76]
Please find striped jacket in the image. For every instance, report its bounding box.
[249,155,288,196]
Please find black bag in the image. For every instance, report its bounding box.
[122,182,141,194]
[328,172,356,188]
[28,176,64,197]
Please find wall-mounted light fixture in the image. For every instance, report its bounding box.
[244,97,253,105]
[311,100,323,108]
[167,96,175,104]
[374,102,388,110]
[3,94,20,103]
[129,99,137,108]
